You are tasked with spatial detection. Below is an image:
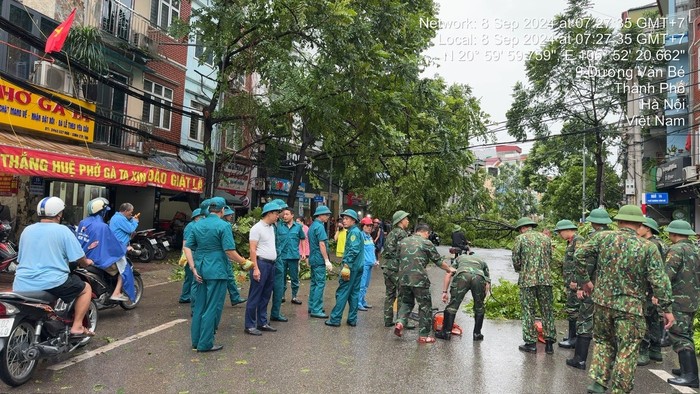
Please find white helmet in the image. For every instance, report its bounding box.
[86,197,110,215]
[37,196,65,217]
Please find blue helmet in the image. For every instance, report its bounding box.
[262,202,282,216]
[313,205,332,217]
[339,209,359,222]
[191,208,202,218]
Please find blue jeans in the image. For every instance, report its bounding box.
[358,264,374,307]
[245,258,275,329]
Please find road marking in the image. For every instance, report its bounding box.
[145,280,177,288]
[47,318,187,371]
[649,369,697,393]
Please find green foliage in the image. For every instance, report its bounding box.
[232,207,261,258]
[489,164,539,222]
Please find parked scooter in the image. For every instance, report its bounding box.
[0,222,17,273]
[127,242,150,263]
[0,271,98,387]
[80,258,144,310]
[131,229,157,263]
[151,230,170,260]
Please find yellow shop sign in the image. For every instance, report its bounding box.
[0,77,95,142]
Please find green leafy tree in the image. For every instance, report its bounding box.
[489,164,539,222]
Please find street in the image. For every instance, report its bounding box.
[0,246,693,393]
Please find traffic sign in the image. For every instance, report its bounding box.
[645,192,668,204]
[313,195,324,202]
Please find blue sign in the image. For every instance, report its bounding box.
[313,195,324,203]
[645,192,669,204]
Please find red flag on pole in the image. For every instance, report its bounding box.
[685,131,692,152]
[44,8,76,54]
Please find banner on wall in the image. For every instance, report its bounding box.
[0,175,18,196]
[0,145,203,193]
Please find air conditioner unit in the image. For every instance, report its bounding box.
[132,33,157,53]
[33,61,73,95]
[683,166,698,182]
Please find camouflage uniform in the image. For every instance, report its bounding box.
[641,236,667,359]
[512,230,556,343]
[665,239,700,353]
[382,227,409,326]
[575,228,673,393]
[576,226,608,337]
[396,234,443,337]
[563,234,585,320]
[446,255,490,315]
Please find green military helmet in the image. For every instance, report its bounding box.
[514,217,537,230]
[613,205,646,223]
[339,209,359,222]
[553,219,577,232]
[453,224,462,232]
[642,217,660,235]
[313,205,332,217]
[666,219,695,236]
[261,202,282,216]
[271,199,288,209]
[392,210,409,226]
[586,208,612,224]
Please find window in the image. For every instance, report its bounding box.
[142,80,173,130]
[224,124,240,151]
[189,102,204,142]
[151,0,180,31]
[194,35,214,65]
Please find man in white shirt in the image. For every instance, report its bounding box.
[244,202,282,335]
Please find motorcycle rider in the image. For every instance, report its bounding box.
[77,198,135,302]
[13,197,95,336]
[451,225,469,258]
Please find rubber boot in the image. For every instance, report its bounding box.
[649,347,663,362]
[566,336,591,370]
[668,350,700,388]
[586,381,606,393]
[558,319,577,349]
[435,311,455,341]
[660,329,671,347]
[545,340,554,354]
[637,345,651,366]
[473,313,484,341]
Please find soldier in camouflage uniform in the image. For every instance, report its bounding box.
[553,219,584,350]
[512,217,556,354]
[435,253,490,341]
[664,220,699,388]
[636,217,667,366]
[565,208,613,370]
[382,210,411,327]
[393,224,455,343]
[574,205,675,394]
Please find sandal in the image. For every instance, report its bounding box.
[417,336,436,344]
[394,322,404,337]
[70,327,95,337]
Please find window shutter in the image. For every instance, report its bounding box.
[150,0,159,25]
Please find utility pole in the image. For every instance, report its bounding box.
[582,137,586,223]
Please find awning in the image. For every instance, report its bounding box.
[149,155,206,177]
[0,132,203,193]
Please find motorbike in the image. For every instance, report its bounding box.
[131,229,157,263]
[0,271,98,387]
[151,230,171,260]
[81,258,144,311]
[127,242,150,263]
[449,243,474,263]
[429,231,441,246]
[0,222,17,273]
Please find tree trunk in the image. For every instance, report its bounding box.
[595,128,605,207]
[203,110,215,198]
[287,121,313,208]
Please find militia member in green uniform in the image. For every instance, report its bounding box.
[553,219,584,350]
[566,208,613,370]
[636,217,667,366]
[185,197,250,352]
[382,210,410,327]
[512,217,556,354]
[435,253,490,341]
[575,205,674,394]
[270,203,306,322]
[307,206,333,318]
[664,220,699,388]
[325,209,364,327]
[393,224,455,343]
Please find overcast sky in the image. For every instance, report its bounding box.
[422,0,654,151]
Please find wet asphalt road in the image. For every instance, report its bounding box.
[0,247,695,393]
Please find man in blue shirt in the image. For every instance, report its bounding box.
[14,196,95,337]
[185,197,250,352]
[308,205,333,318]
[109,202,139,251]
[270,205,306,322]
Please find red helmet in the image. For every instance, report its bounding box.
[360,217,373,226]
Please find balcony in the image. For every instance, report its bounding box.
[94,112,151,154]
[98,0,158,56]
